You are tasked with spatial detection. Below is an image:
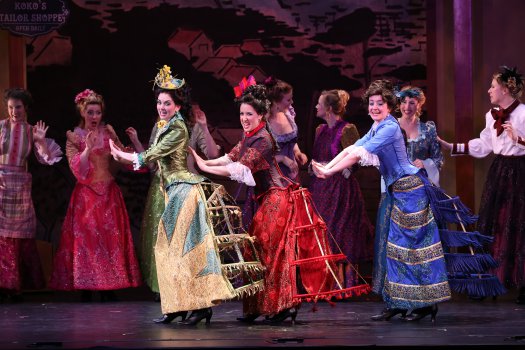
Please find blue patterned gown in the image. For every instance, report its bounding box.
[354,115,450,309]
[372,119,444,295]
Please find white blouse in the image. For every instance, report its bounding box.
[457,103,525,157]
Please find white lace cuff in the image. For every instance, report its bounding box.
[225,162,255,186]
[346,145,380,167]
[34,138,63,165]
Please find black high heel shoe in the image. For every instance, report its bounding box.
[404,304,438,323]
[153,311,188,324]
[236,313,261,323]
[370,308,407,321]
[179,308,212,325]
[100,291,118,302]
[81,290,92,302]
[263,308,298,325]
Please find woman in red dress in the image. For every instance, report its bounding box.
[49,89,141,300]
[191,82,369,324]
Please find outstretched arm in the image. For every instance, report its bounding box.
[312,152,360,178]
[189,146,230,176]
[109,139,134,164]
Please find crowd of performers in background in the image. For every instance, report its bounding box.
[0,64,524,326]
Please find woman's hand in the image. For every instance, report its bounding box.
[295,151,308,166]
[311,160,332,179]
[436,136,452,150]
[503,121,518,142]
[33,120,49,142]
[193,105,208,126]
[85,130,98,151]
[284,156,299,179]
[188,146,206,170]
[109,138,123,161]
[412,158,424,169]
[125,127,139,143]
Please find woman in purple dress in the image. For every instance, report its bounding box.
[309,89,374,287]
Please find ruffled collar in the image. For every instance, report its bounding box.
[245,121,265,137]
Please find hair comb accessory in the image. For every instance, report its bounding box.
[234,75,256,98]
[74,89,95,104]
[153,65,185,90]
[500,66,523,87]
[395,88,421,100]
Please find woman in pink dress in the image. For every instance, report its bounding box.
[49,89,141,301]
[0,88,62,301]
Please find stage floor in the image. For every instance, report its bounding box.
[1,289,524,349]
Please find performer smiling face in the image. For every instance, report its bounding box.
[157,92,180,121]
[240,103,263,133]
[7,98,27,122]
[368,94,390,123]
[400,97,419,119]
[81,103,103,131]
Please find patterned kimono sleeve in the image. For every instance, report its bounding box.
[227,142,242,162]
[225,138,270,187]
[134,121,185,170]
[66,131,93,184]
[419,121,443,186]
[426,121,444,170]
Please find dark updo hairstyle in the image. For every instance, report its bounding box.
[362,79,397,111]
[493,65,523,99]
[4,88,33,115]
[235,84,278,151]
[235,84,271,115]
[263,77,293,105]
[154,84,194,133]
[320,89,350,116]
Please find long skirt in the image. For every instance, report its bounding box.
[155,181,258,314]
[477,155,525,288]
[383,174,451,310]
[0,170,44,292]
[139,172,164,293]
[244,185,367,316]
[49,180,142,290]
[0,237,44,292]
[310,173,374,287]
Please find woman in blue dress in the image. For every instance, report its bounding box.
[373,86,443,296]
[313,80,450,322]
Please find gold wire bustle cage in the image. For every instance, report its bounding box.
[200,182,265,298]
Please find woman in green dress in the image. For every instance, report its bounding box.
[110,65,262,325]
[126,103,220,301]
